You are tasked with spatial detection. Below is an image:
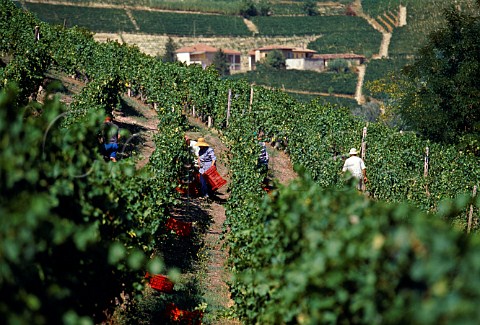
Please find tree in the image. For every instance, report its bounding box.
[212,49,230,76]
[239,0,258,18]
[380,3,480,146]
[263,49,286,70]
[258,0,272,16]
[162,37,177,63]
[329,59,350,73]
[304,0,318,16]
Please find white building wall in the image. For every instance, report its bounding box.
[176,53,191,65]
[286,58,304,70]
[286,58,325,72]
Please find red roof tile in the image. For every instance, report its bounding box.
[249,45,316,55]
[312,53,366,60]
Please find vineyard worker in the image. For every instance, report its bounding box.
[185,135,200,167]
[257,131,269,184]
[102,116,120,162]
[342,148,367,191]
[196,137,216,198]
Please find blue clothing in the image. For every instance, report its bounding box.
[258,141,269,166]
[198,147,216,174]
[101,121,119,160]
[104,142,118,159]
[199,174,209,197]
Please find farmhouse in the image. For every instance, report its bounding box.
[175,43,241,71]
[248,45,318,71]
[175,44,366,73]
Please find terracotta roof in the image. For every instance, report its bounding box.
[255,45,296,51]
[248,45,316,55]
[292,48,317,53]
[312,53,366,60]
[175,43,240,55]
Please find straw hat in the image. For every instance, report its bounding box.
[195,137,210,147]
[349,148,358,155]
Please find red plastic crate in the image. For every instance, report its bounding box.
[164,303,203,324]
[203,165,227,191]
[145,273,174,293]
[165,217,192,237]
[175,173,200,197]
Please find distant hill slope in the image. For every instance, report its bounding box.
[18,0,480,105]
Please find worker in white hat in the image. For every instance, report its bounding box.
[342,148,368,191]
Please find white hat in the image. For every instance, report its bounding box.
[349,148,358,155]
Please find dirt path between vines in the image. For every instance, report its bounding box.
[185,116,239,325]
[185,114,297,324]
[113,95,159,169]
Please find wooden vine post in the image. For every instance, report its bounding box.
[424,147,430,196]
[249,84,254,113]
[467,185,478,234]
[361,125,367,192]
[208,116,213,128]
[34,25,40,42]
[226,88,232,127]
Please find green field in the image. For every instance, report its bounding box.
[252,15,376,36]
[131,11,250,36]
[22,0,307,15]
[363,57,412,83]
[308,30,381,58]
[269,3,304,15]
[226,69,357,95]
[24,3,136,32]
[23,2,251,36]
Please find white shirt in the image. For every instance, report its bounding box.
[189,140,200,157]
[342,155,365,178]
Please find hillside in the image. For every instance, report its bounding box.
[18,0,480,106]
